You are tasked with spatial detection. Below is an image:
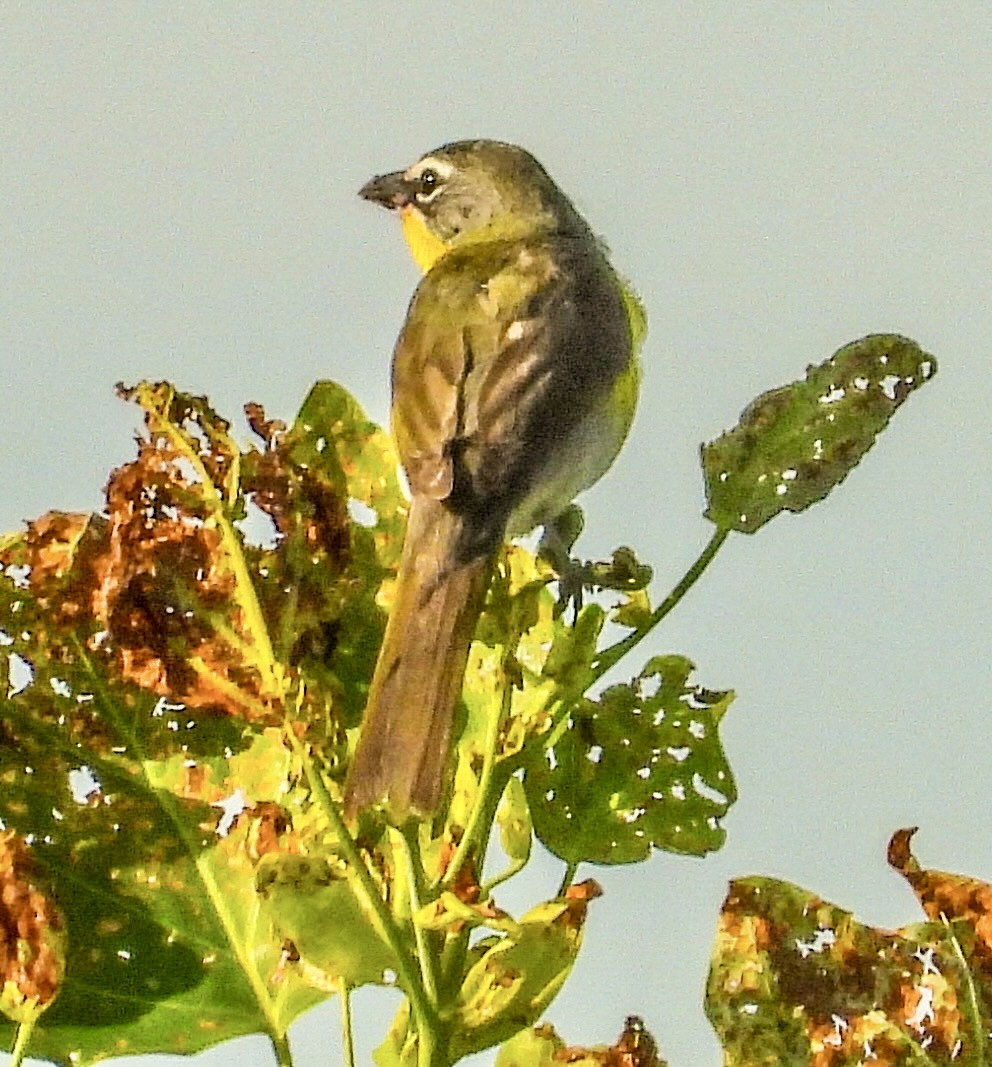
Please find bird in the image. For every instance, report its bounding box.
[342,139,644,821]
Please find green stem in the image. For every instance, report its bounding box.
[397,827,439,1003]
[417,1025,439,1067]
[591,525,730,682]
[284,729,440,1040]
[8,1017,35,1067]
[443,668,515,889]
[557,861,579,898]
[480,853,527,897]
[340,984,355,1067]
[538,525,731,758]
[269,1032,294,1067]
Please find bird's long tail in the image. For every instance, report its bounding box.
[343,496,491,820]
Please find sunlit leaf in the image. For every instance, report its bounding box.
[499,1016,667,1066]
[527,656,735,865]
[0,380,406,1063]
[373,1001,417,1067]
[495,776,532,868]
[450,881,601,1059]
[611,586,653,630]
[702,334,937,533]
[494,1025,563,1066]
[460,546,604,780]
[255,853,395,988]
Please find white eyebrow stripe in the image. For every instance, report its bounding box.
[405,156,455,181]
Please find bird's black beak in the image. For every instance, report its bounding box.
[359,170,413,210]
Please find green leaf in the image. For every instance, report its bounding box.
[291,379,406,570]
[460,546,604,782]
[494,1025,563,1066]
[373,1001,416,1067]
[450,883,599,1059]
[256,854,396,988]
[0,691,323,1064]
[245,380,407,728]
[527,656,736,865]
[494,1017,667,1067]
[495,776,532,868]
[539,601,604,692]
[702,333,937,533]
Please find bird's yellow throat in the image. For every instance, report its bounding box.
[400,205,448,274]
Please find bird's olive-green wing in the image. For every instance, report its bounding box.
[391,237,630,553]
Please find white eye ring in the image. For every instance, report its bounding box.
[415,168,443,203]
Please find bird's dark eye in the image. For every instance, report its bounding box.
[417,169,440,198]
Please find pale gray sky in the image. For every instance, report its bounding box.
[2,5,990,1065]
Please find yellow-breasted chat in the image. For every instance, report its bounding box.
[343,139,644,820]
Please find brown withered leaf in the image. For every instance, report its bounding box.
[0,379,405,1063]
[610,1016,665,1067]
[561,878,604,929]
[889,826,992,982]
[558,1016,666,1066]
[96,440,251,713]
[707,832,992,1065]
[0,384,358,726]
[0,831,66,1022]
[495,1017,666,1066]
[238,801,292,860]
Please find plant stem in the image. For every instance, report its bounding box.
[285,728,441,1042]
[538,525,731,758]
[591,525,730,682]
[557,861,579,897]
[443,667,515,889]
[397,827,439,1003]
[417,1025,439,1067]
[270,1032,294,1066]
[340,984,355,1067]
[8,1017,35,1067]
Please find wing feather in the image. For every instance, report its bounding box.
[390,236,631,556]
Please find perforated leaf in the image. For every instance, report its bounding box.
[702,334,937,533]
[527,656,735,865]
[0,380,406,1064]
[707,830,992,1065]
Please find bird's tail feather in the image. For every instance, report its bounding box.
[343,497,491,819]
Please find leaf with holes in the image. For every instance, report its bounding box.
[0,380,407,1064]
[707,830,992,1065]
[702,334,937,534]
[239,381,406,731]
[526,656,736,865]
